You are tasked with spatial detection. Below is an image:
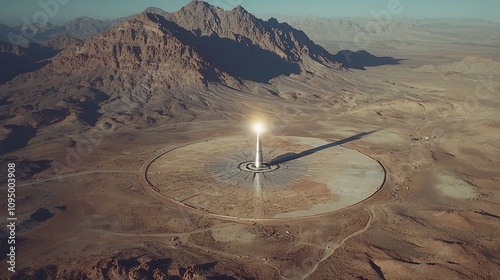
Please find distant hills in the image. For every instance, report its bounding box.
[0,40,58,84]
[417,56,500,75]
[275,16,438,43]
[0,16,129,43]
[271,16,500,51]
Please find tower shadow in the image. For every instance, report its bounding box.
[268,130,377,165]
[334,50,404,70]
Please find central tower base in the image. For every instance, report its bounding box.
[238,162,280,173]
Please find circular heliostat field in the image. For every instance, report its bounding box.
[146,136,385,219]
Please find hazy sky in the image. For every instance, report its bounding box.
[1,0,499,25]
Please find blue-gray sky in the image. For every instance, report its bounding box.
[1,0,499,25]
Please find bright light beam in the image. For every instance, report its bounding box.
[253,122,264,134]
[254,122,264,168]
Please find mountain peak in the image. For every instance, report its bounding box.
[233,5,248,13]
[143,7,170,19]
[183,0,219,11]
[190,0,211,7]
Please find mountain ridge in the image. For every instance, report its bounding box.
[0,2,344,146]
[169,1,339,66]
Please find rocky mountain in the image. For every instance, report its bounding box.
[0,2,347,156]
[0,10,236,131]
[169,1,338,65]
[48,12,229,94]
[34,1,342,91]
[2,2,340,99]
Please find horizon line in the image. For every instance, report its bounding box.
[1,13,499,27]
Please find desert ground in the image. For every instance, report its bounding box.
[1,8,500,280]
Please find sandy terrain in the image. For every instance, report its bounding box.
[1,29,499,280]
